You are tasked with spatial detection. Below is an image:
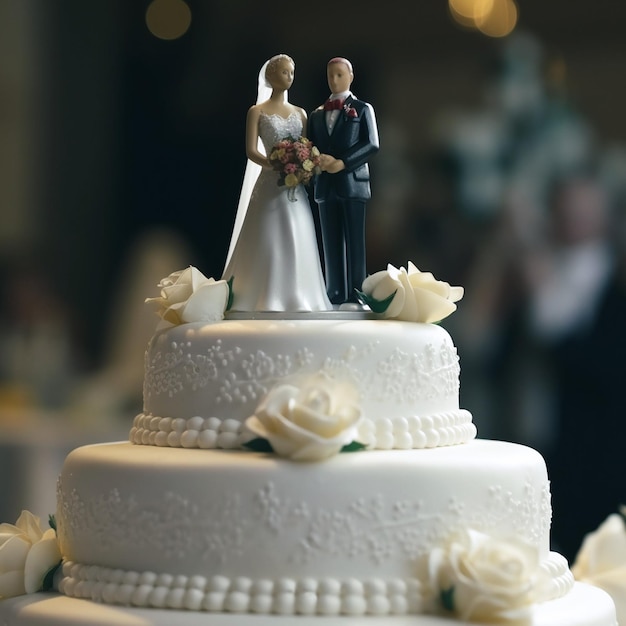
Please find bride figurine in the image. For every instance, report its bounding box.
[222,54,332,312]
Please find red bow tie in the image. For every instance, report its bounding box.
[324,98,344,111]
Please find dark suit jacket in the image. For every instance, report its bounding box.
[309,95,379,202]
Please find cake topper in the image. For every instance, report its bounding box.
[222,54,331,313]
[309,57,380,305]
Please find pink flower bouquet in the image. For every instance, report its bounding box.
[269,136,321,201]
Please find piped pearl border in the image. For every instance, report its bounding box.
[59,552,572,615]
[129,410,476,450]
[59,561,423,615]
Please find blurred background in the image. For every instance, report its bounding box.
[1,0,626,561]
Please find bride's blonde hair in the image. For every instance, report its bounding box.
[264,54,294,85]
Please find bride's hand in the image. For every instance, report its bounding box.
[320,154,345,173]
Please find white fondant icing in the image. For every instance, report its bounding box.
[53,439,569,617]
[139,319,475,450]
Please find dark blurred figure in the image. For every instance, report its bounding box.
[464,173,624,560]
[0,254,77,409]
[539,176,626,560]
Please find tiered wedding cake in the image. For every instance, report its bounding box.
[0,264,618,625]
[0,51,618,624]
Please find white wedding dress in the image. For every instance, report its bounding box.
[223,112,332,312]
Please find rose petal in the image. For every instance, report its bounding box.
[413,287,457,324]
[261,431,300,459]
[15,511,43,543]
[0,569,26,598]
[362,267,407,317]
[160,303,184,325]
[449,286,464,303]
[290,440,344,462]
[161,282,192,302]
[408,270,450,299]
[0,523,22,536]
[244,415,269,440]
[159,269,184,287]
[387,268,417,321]
[23,535,61,593]
[0,535,31,571]
[181,281,229,323]
[575,514,626,576]
[288,404,348,439]
[187,266,209,290]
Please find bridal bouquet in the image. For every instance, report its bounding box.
[269,136,321,201]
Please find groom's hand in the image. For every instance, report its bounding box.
[320,154,345,173]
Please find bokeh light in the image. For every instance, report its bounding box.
[476,0,518,37]
[448,0,518,37]
[145,0,191,41]
[449,0,494,25]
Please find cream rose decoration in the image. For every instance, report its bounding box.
[572,511,626,625]
[428,529,544,623]
[358,261,464,323]
[245,375,362,462]
[0,511,61,598]
[145,266,230,326]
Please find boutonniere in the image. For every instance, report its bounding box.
[343,103,358,118]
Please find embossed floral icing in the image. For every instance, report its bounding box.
[427,528,546,623]
[572,511,626,625]
[245,375,362,461]
[359,262,464,323]
[146,266,229,326]
[0,510,61,598]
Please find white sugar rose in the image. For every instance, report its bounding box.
[428,529,543,623]
[360,261,463,323]
[572,512,626,625]
[146,266,229,326]
[0,511,61,598]
[245,375,362,462]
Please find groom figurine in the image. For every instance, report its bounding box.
[309,57,379,305]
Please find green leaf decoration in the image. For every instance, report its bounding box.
[340,441,367,453]
[244,438,366,455]
[226,276,234,311]
[440,586,456,612]
[48,514,57,532]
[40,561,62,592]
[242,437,275,453]
[355,288,397,314]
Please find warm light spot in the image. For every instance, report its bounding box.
[475,0,518,37]
[146,0,191,40]
[448,3,476,29]
[449,0,493,22]
[448,0,518,37]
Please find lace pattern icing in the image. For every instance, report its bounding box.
[57,478,551,568]
[56,473,564,615]
[143,339,461,407]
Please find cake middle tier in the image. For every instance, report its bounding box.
[137,318,476,450]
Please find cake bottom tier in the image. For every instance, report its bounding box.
[56,440,572,617]
[0,584,617,626]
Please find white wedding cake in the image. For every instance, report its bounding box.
[0,49,617,622]
[0,263,618,625]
